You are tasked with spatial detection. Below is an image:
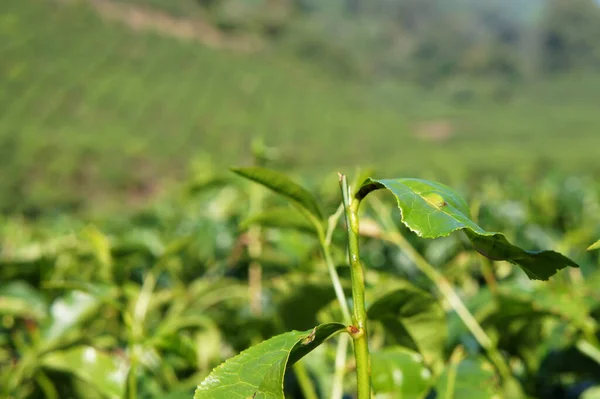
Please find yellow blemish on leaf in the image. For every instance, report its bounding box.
[423,192,447,209]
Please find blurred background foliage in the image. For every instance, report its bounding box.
[1,0,600,213]
[1,0,600,398]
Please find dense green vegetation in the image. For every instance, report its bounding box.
[1,163,600,398]
[1,0,600,213]
[1,0,600,397]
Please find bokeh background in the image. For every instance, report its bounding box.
[2,1,600,398]
[1,0,600,213]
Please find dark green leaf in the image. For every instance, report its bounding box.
[231,167,323,220]
[367,282,446,371]
[194,323,345,399]
[41,346,128,399]
[588,239,600,251]
[240,207,318,235]
[371,347,432,398]
[357,178,579,280]
[435,355,500,399]
[274,275,350,331]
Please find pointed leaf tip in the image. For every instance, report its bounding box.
[588,239,600,251]
[358,177,579,280]
[231,167,323,220]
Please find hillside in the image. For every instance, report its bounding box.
[1,0,599,212]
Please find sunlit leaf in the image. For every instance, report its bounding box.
[582,386,600,399]
[194,323,345,398]
[82,225,112,269]
[588,240,600,251]
[371,347,432,399]
[41,346,128,399]
[231,167,323,220]
[367,282,446,371]
[42,290,103,346]
[357,178,579,280]
[0,281,47,320]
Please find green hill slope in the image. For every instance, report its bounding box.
[1,0,599,212]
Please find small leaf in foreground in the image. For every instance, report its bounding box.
[367,282,447,372]
[231,167,323,220]
[357,178,579,280]
[588,239,600,251]
[41,345,129,399]
[194,323,345,399]
[371,347,432,399]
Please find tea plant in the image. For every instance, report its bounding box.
[194,167,581,399]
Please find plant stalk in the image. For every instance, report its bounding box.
[340,174,371,399]
[331,332,350,399]
[304,202,351,325]
[293,362,319,399]
[314,203,351,399]
[247,184,264,315]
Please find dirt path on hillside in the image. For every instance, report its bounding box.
[62,0,265,52]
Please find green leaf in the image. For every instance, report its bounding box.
[41,345,128,399]
[82,225,112,269]
[231,167,323,220]
[0,281,47,320]
[371,347,432,399]
[367,282,447,371]
[42,290,104,347]
[582,386,600,399]
[240,207,318,235]
[274,275,349,331]
[588,239,600,251]
[194,323,345,399]
[435,355,501,399]
[357,178,579,280]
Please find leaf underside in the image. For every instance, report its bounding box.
[231,167,323,220]
[358,178,579,281]
[194,323,345,399]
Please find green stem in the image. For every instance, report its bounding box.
[293,362,319,399]
[369,197,512,381]
[340,174,371,399]
[247,184,264,315]
[313,203,351,399]
[319,232,352,324]
[331,332,350,399]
